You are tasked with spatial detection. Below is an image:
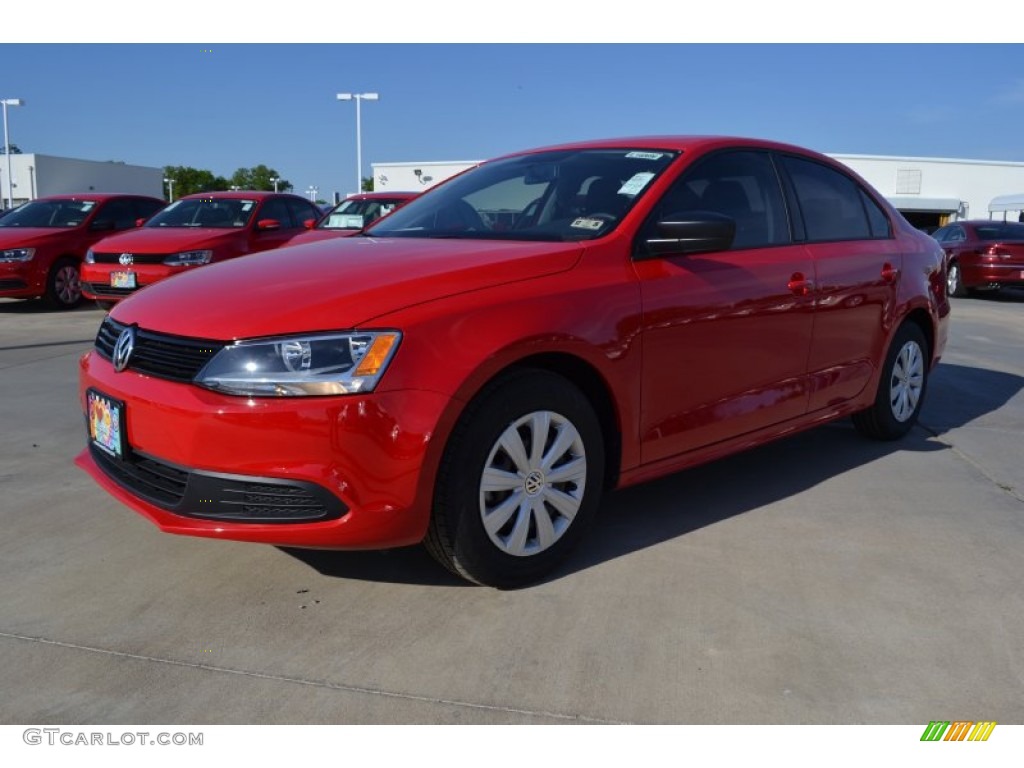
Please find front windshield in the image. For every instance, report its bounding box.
[367,148,679,241]
[0,199,96,228]
[318,197,409,230]
[146,198,256,229]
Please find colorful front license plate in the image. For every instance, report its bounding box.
[87,389,126,460]
[111,271,137,289]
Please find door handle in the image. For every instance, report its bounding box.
[787,273,814,296]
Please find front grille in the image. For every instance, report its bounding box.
[95,316,224,382]
[82,282,138,298]
[89,444,345,523]
[90,252,169,265]
[92,444,189,506]
[0,279,28,290]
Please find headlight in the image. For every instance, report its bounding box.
[84,249,95,264]
[164,250,213,266]
[195,331,401,397]
[0,247,34,263]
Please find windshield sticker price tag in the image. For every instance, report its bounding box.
[571,217,605,230]
[625,151,664,161]
[619,172,655,196]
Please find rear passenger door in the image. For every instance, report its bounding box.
[777,154,902,413]
[634,150,816,463]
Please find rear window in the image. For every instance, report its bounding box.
[973,222,1024,241]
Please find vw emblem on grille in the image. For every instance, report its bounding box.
[119,253,134,266]
[113,326,137,372]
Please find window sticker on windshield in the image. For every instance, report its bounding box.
[571,217,606,231]
[241,203,253,211]
[625,152,664,161]
[619,173,655,197]
[81,202,96,210]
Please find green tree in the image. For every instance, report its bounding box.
[361,176,374,192]
[0,144,22,154]
[163,166,229,198]
[229,165,292,192]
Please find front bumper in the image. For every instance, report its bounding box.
[76,350,453,549]
[81,262,187,301]
[0,260,42,299]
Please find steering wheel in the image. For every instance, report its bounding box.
[436,200,485,232]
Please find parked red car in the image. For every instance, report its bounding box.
[76,137,950,588]
[932,220,1024,297]
[288,192,417,246]
[0,194,165,309]
[80,191,322,306]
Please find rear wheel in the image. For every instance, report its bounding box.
[44,257,82,309]
[425,370,605,588]
[946,260,970,298]
[853,322,929,441]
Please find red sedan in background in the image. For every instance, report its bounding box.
[77,136,950,588]
[932,220,1024,297]
[80,191,322,307]
[0,194,165,309]
[287,191,417,246]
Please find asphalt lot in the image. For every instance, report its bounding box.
[0,292,1021,725]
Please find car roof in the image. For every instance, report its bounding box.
[345,192,418,201]
[179,191,304,200]
[32,193,164,202]
[493,135,835,162]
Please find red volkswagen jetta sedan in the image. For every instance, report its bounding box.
[287,191,418,246]
[0,194,165,309]
[76,137,950,588]
[80,190,322,306]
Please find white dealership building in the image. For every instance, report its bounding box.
[373,153,1024,231]
[0,154,164,208]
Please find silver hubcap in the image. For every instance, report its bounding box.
[54,265,81,305]
[479,411,587,557]
[947,263,959,295]
[889,341,924,422]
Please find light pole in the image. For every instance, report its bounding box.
[270,177,279,193]
[163,177,175,202]
[2,98,25,210]
[306,185,319,203]
[336,92,379,193]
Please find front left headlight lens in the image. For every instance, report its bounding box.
[164,250,213,266]
[195,331,402,397]
[84,249,95,264]
[0,247,35,262]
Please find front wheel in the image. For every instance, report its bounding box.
[44,257,82,309]
[853,322,929,441]
[425,370,605,588]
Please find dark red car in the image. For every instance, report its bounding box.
[932,220,1024,297]
[0,194,165,309]
[76,136,950,588]
[287,191,417,246]
[80,191,322,306]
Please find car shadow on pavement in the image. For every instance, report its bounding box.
[281,362,1022,588]
[0,299,103,314]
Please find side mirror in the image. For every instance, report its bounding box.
[639,210,735,259]
[303,218,316,230]
[256,218,281,231]
[135,217,147,228]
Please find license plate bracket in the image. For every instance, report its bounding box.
[87,388,128,460]
[111,271,137,289]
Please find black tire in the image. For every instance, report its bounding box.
[946,260,970,298]
[95,300,115,311]
[43,257,83,309]
[425,370,605,589]
[853,322,929,441]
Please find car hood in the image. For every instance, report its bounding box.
[286,229,361,246]
[91,227,242,253]
[112,236,585,339]
[0,228,80,247]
